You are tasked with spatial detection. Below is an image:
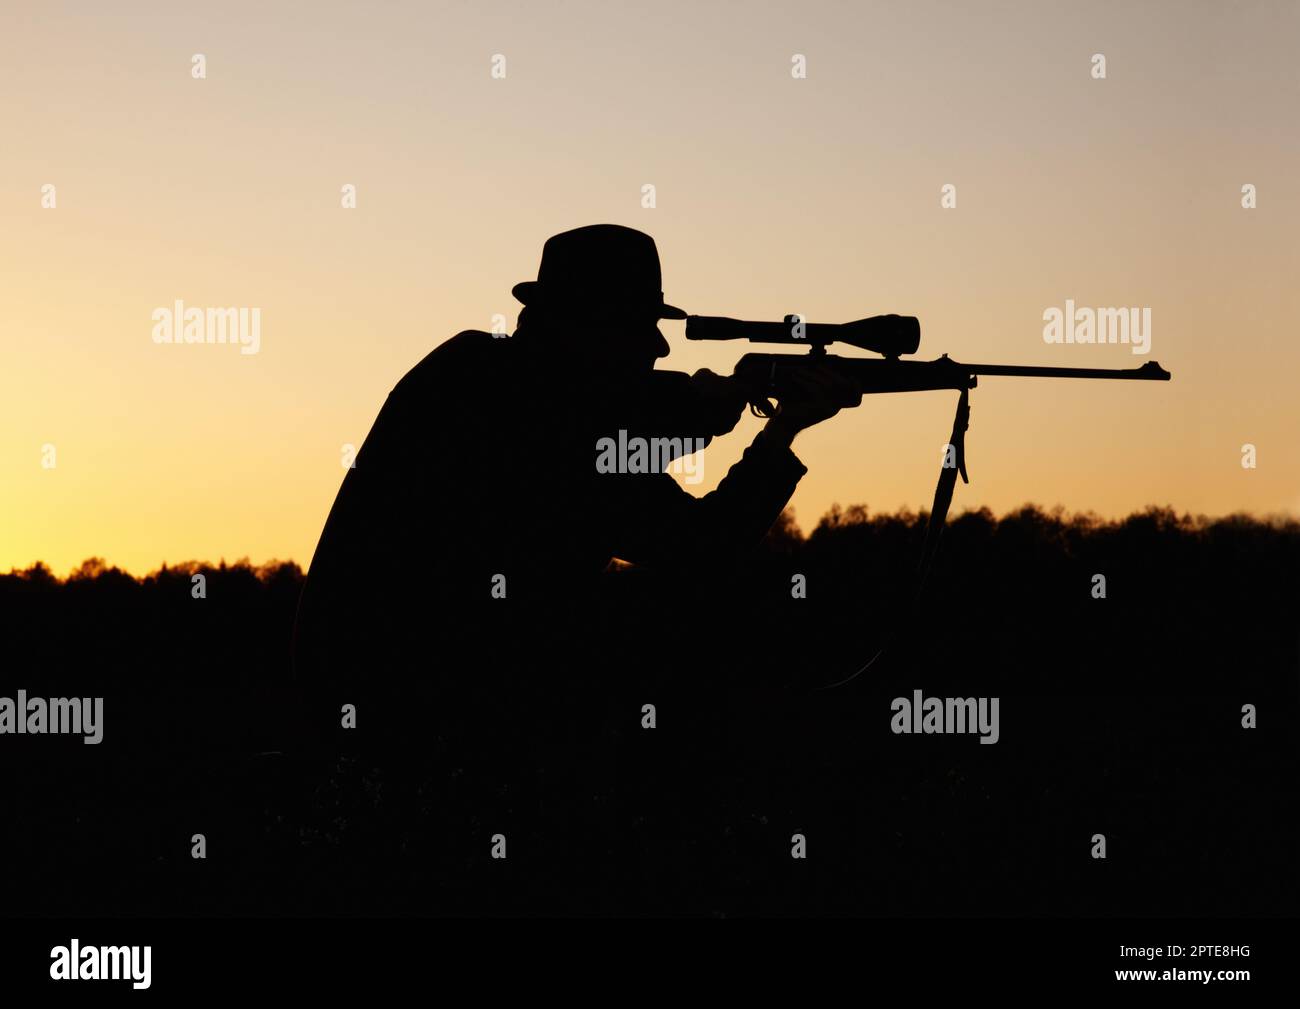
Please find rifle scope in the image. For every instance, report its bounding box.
[685,314,921,358]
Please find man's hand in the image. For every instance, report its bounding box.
[688,368,749,436]
[762,366,863,448]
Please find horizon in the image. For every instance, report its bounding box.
[10,499,1299,581]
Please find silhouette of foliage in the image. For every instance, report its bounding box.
[2,508,1297,916]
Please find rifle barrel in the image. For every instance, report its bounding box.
[733,352,1172,401]
[960,360,1171,381]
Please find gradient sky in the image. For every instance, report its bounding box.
[2,0,1298,575]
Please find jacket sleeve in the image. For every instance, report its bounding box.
[601,428,807,567]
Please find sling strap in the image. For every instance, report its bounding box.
[815,386,971,690]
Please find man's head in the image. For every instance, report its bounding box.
[512,225,685,373]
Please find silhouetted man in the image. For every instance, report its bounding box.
[292,224,858,740]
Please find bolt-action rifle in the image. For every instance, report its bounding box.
[686,314,1170,417]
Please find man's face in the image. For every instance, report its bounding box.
[563,312,671,374]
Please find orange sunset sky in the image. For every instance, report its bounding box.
[2,0,1298,576]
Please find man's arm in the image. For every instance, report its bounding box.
[601,366,861,566]
[600,419,809,567]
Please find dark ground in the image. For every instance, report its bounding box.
[2,504,1296,916]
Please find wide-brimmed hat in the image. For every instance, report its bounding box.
[511,224,687,319]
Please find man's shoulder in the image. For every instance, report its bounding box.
[419,328,502,369]
[392,329,502,394]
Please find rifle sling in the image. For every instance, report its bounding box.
[815,387,970,691]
